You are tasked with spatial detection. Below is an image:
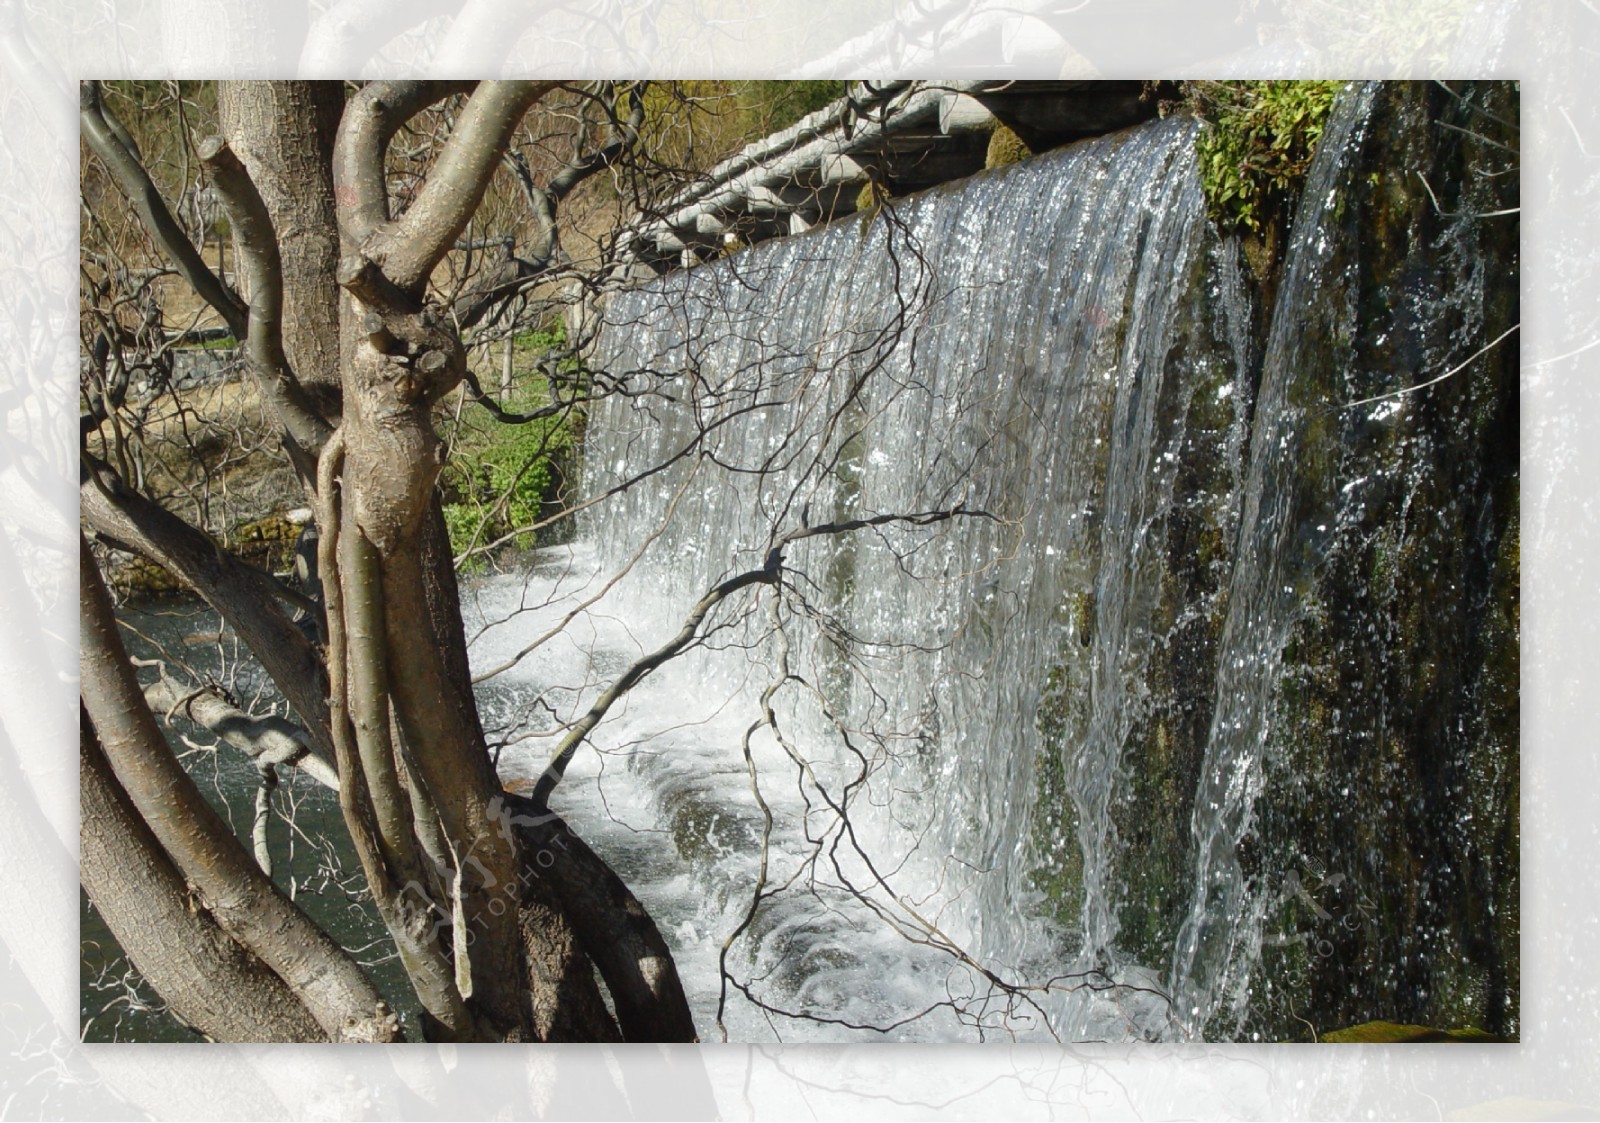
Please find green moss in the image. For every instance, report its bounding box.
[851,181,889,220]
[1029,664,1086,932]
[985,123,1032,169]
[1029,584,1099,935]
[225,512,300,574]
[1322,1020,1505,1043]
[1186,81,1345,234]
[108,553,184,597]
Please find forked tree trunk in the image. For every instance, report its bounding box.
[218,81,345,400]
[81,78,697,1044]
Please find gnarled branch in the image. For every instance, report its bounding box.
[332,80,474,250]
[81,711,325,1043]
[81,457,335,764]
[504,799,698,1042]
[375,80,556,294]
[143,674,340,791]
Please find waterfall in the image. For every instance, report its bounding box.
[475,81,1518,1042]
[1168,83,1382,1034]
[1170,80,1518,1040]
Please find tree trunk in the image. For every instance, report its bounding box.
[79,534,399,1043]
[80,708,324,1043]
[219,81,345,403]
[82,78,698,1045]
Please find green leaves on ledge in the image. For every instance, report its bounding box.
[1186,80,1344,234]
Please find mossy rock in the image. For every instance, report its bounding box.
[226,513,301,574]
[1322,1020,1507,1043]
[854,180,890,214]
[985,124,1033,169]
[107,553,184,598]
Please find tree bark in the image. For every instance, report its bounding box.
[79,534,399,1043]
[510,801,699,1042]
[80,709,324,1043]
[330,80,552,1041]
[219,81,346,401]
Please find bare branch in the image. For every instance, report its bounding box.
[80,81,248,340]
[530,547,785,808]
[530,504,989,808]
[332,80,474,250]
[377,81,557,294]
[143,674,340,791]
[81,712,325,1043]
[500,799,699,1042]
[315,432,478,1040]
[547,82,647,203]
[1339,323,1519,410]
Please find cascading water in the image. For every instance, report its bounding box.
[468,81,1518,1042]
[1170,80,1519,1041]
[1167,84,1385,1036]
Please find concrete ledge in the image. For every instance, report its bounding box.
[619,79,1160,273]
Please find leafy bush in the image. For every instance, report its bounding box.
[1186,81,1344,233]
[441,321,580,569]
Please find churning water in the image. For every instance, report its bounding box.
[474,80,1519,1043]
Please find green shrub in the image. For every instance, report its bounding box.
[443,411,574,569]
[441,320,581,569]
[1187,80,1344,233]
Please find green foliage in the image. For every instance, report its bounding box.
[443,413,573,569]
[1187,81,1344,233]
[513,320,575,363]
[441,321,579,569]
